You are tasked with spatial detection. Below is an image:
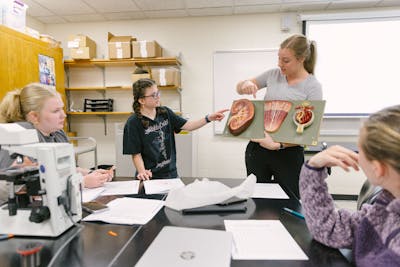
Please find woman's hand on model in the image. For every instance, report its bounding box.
[136,169,152,180]
[251,131,281,150]
[308,145,359,172]
[238,80,258,98]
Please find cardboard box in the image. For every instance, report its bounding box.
[108,32,135,59]
[71,47,96,60]
[152,68,180,87]
[132,41,162,58]
[132,67,151,83]
[67,34,96,49]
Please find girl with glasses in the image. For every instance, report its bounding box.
[123,78,228,180]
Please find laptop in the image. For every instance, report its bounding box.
[135,226,232,267]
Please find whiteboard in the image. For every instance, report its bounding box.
[305,18,400,116]
[213,49,278,134]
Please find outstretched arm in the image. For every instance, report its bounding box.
[181,109,229,131]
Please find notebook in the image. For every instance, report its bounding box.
[135,226,232,267]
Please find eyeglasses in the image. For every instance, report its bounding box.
[142,91,161,99]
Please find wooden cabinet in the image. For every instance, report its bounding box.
[0,25,64,102]
[64,57,182,133]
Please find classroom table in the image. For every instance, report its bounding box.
[0,178,354,267]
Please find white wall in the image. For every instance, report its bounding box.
[26,15,45,33]
[44,13,366,194]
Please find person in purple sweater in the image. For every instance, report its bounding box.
[300,104,400,266]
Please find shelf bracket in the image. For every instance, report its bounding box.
[66,114,72,132]
[98,114,107,135]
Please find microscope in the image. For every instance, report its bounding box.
[0,123,82,237]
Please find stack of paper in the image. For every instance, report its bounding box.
[81,180,140,202]
[251,183,289,199]
[82,197,164,225]
[143,178,184,194]
[224,220,308,260]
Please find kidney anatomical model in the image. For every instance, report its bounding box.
[228,99,255,136]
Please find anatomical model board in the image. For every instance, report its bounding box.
[223,99,325,146]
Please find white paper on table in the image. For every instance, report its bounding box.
[82,197,164,225]
[224,220,308,260]
[251,183,289,199]
[143,178,184,195]
[100,180,140,196]
[165,175,256,211]
[82,187,105,203]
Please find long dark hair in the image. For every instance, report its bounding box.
[132,78,156,118]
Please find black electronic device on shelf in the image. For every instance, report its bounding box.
[84,99,113,112]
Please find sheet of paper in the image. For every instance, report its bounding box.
[251,183,289,199]
[82,187,105,203]
[143,178,184,194]
[224,220,308,260]
[82,197,164,225]
[101,180,140,196]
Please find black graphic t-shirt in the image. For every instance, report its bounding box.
[123,106,187,178]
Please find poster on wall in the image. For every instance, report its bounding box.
[39,54,56,88]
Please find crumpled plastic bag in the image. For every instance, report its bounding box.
[165,174,256,211]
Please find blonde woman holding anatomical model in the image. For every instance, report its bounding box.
[236,34,322,198]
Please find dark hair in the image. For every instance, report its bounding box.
[131,78,167,128]
[132,78,157,118]
[361,105,400,174]
[280,34,317,74]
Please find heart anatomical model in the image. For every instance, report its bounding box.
[264,100,292,132]
[228,99,255,136]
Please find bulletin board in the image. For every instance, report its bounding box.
[213,48,278,134]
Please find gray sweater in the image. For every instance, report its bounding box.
[300,163,400,266]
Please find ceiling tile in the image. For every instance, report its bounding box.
[134,0,186,10]
[103,11,147,20]
[282,0,325,3]
[185,0,233,9]
[83,0,140,13]
[32,0,95,14]
[63,14,106,22]
[24,0,54,16]
[20,0,400,24]
[374,0,400,7]
[234,0,282,6]
[328,0,378,9]
[234,4,281,14]
[280,2,330,12]
[188,7,233,16]
[144,9,189,18]
[35,16,68,24]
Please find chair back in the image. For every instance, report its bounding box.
[356,180,382,210]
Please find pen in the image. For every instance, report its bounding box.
[0,234,14,241]
[283,207,305,220]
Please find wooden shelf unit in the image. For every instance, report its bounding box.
[64,57,181,67]
[64,57,182,134]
